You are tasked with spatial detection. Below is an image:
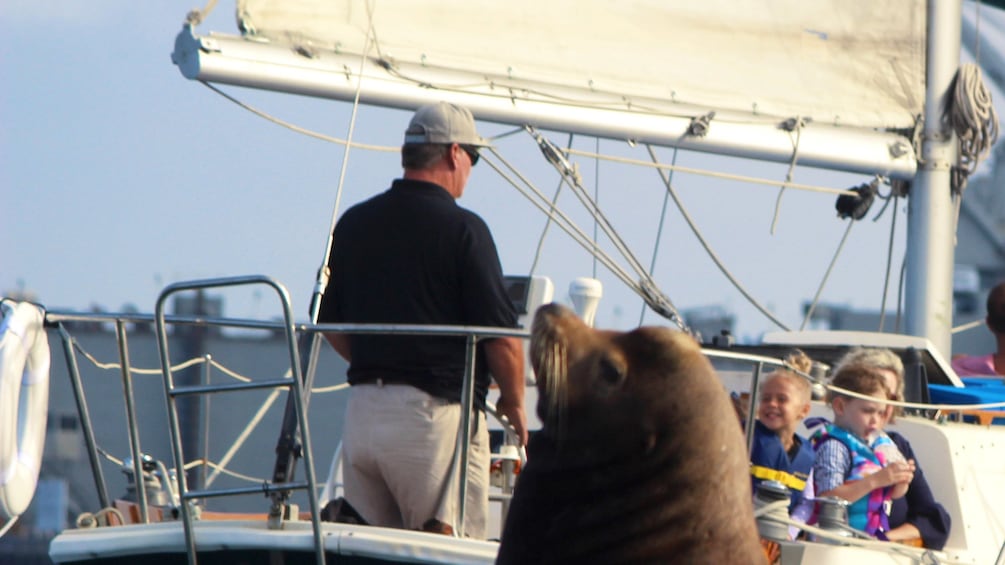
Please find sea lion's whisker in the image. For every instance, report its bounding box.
[545,340,568,439]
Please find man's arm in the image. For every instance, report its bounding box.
[326,333,351,362]
[484,336,528,446]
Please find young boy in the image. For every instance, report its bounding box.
[750,351,816,537]
[811,363,915,537]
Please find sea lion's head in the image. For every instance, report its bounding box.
[503,303,764,564]
[530,302,717,458]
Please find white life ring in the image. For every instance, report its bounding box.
[0,301,50,520]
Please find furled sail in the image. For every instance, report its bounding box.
[237,0,925,129]
[174,0,927,178]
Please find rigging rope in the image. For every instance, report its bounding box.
[190,84,857,202]
[527,128,688,330]
[194,75,877,337]
[593,137,601,279]
[769,117,806,234]
[184,0,218,26]
[645,145,790,331]
[74,508,125,529]
[308,4,378,324]
[878,195,899,332]
[197,82,395,153]
[483,150,643,291]
[896,250,907,333]
[799,219,856,331]
[565,147,855,197]
[485,144,689,331]
[529,133,575,276]
[640,147,679,326]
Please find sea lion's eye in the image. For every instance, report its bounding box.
[598,356,625,386]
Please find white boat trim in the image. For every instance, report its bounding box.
[48,519,498,564]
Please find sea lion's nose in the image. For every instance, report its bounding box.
[535,302,570,318]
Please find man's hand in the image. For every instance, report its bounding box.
[485,336,529,446]
[495,395,528,446]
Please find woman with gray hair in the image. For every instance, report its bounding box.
[831,347,950,549]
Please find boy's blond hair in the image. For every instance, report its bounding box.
[833,347,903,419]
[826,362,892,405]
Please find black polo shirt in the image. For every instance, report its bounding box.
[319,178,518,406]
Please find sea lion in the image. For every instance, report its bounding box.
[496,303,765,564]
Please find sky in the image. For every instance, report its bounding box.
[1,1,998,343]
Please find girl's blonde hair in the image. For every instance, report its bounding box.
[763,349,813,403]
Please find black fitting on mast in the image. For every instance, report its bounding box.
[835,178,879,221]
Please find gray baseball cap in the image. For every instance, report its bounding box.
[404,102,491,147]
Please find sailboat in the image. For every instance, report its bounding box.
[0,0,1000,563]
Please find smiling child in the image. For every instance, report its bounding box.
[750,351,815,537]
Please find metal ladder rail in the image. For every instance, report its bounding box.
[154,275,325,565]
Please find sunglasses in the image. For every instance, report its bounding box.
[459,144,480,166]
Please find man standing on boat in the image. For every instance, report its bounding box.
[319,101,528,539]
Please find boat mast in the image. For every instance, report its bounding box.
[904,0,961,359]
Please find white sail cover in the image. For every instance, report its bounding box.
[236,0,926,130]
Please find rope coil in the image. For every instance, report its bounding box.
[949,63,999,195]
